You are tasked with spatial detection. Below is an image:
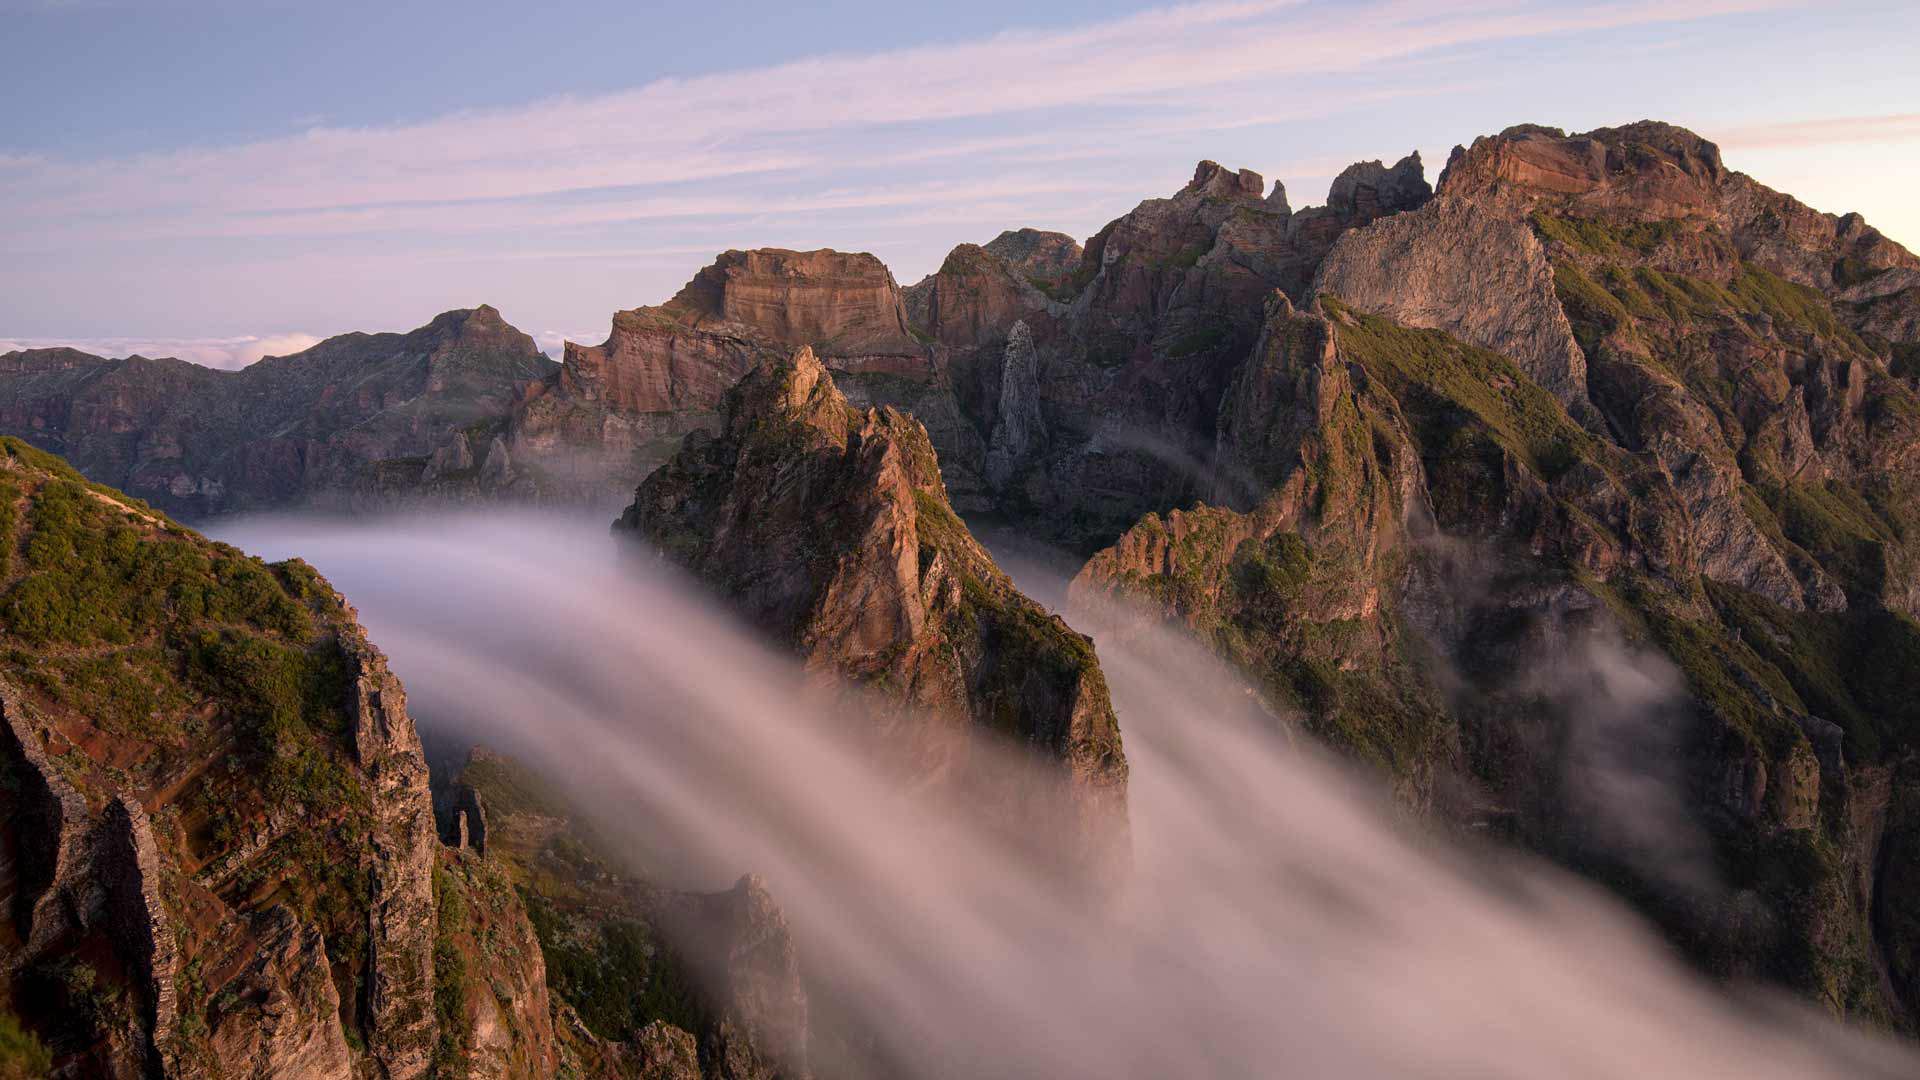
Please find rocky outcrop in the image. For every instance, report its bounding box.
[903,243,1061,351]
[203,907,355,1077]
[0,306,554,518]
[504,306,781,506]
[101,796,178,1066]
[1315,195,1593,410]
[633,1021,704,1080]
[983,228,1082,285]
[617,348,1128,871]
[669,248,922,362]
[432,846,560,1080]
[345,622,441,1080]
[984,321,1044,491]
[0,436,489,1075]
[1436,121,1920,341]
[1314,122,1920,615]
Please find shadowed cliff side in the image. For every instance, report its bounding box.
[905,155,1432,550]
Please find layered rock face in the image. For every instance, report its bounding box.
[0,307,555,519]
[616,348,1129,870]
[0,437,482,1076]
[509,248,964,508]
[668,248,923,362]
[1074,122,1920,1033]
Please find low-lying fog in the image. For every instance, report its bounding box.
[215,511,1917,1079]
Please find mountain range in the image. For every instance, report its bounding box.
[1,119,1918,1075]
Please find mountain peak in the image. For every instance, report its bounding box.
[665,248,922,358]
[1436,119,1724,208]
[983,228,1083,279]
[1184,159,1266,200]
[617,345,1128,883]
[1326,152,1429,219]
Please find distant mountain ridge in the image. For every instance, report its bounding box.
[0,306,554,518]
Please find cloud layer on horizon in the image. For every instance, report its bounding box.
[0,332,325,370]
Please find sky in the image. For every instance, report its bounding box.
[2,0,1917,368]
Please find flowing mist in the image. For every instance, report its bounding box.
[216,511,1917,1079]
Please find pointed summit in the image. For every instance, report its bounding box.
[618,346,1129,882]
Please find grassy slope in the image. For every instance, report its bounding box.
[0,436,385,1065]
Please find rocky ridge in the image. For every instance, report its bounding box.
[5,117,1920,1043]
[616,347,1130,875]
[0,435,812,1080]
[1074,122,1920,1031]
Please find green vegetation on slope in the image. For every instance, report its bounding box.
[455,751,709,1048]
[0,436,387,1061]
[1322,297,1604,484]
[432,859,474,1077]
[0,1011,51,1080]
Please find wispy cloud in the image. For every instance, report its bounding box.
[1715,113,1920,149]
[0,0,1812,341]
[2,0,1779,232]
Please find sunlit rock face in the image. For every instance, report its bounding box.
[0,437,451,1077]
[616,347,1129,880]
[669,248,923,362]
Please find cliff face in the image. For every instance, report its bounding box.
[616,348,1128,872]
[1315,122,1920,616]
[1073,122,1920,1033]
[667,249,923,362]
[0,308,555,519]
[0,437,481,1076]
[0,438,600,1079]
